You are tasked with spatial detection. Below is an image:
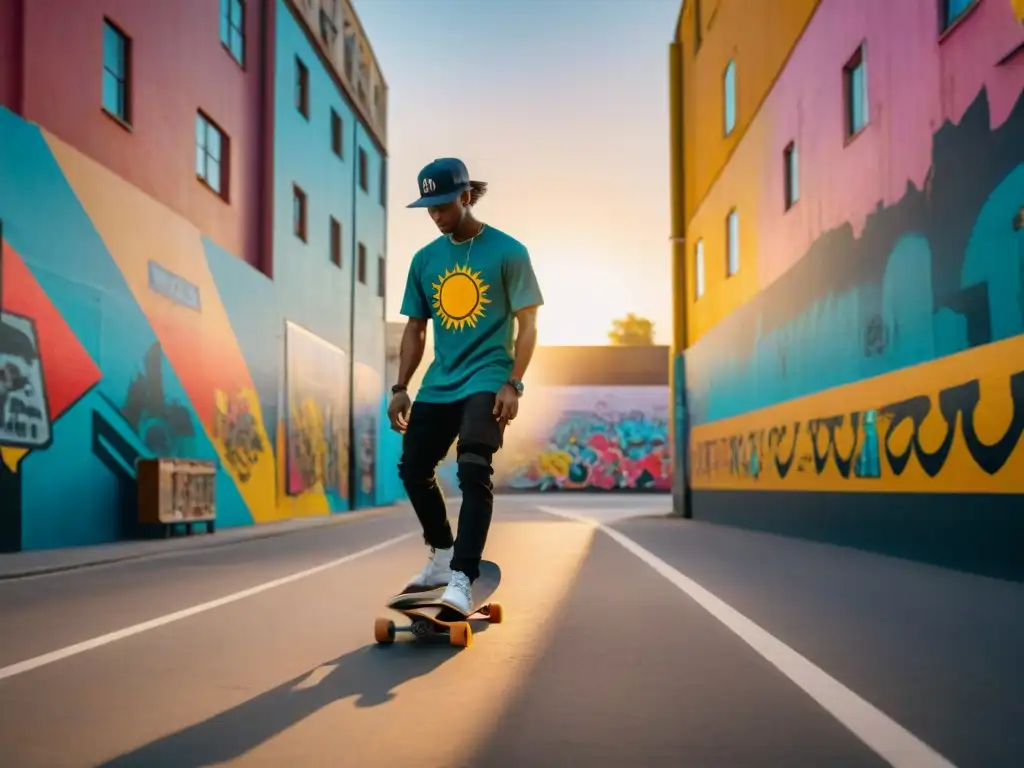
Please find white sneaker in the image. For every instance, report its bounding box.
[440,570,473,614]
[402,546,453,593]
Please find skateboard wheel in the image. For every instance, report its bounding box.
[374,618,396,645]
[449,621,472,648]
[484,602,503,624]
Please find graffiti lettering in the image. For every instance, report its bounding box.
[883,372,1024,477]
[691,368,1024,484]
[213,391,264,483]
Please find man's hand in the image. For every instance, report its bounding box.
[387,390,412,434]
[493,383,519,425]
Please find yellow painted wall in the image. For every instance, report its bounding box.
[689,331,1024,494]
[671,0,821,344]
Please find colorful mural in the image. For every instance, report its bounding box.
[353,362,382,507]
[284,322,349,503]
[0,107,386,551]
[433,386,672,494]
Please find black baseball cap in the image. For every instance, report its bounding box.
[407,157,478,208]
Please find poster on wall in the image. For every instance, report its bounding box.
[353,362,382,508]
[0,312,51,450]
[489,385,672,492]
[284,322,349,501]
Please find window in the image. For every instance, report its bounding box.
[219,0,245,66]
[102,20,131,124]
[694,0,702,50]
[357,242,367,284]
[331,109,343,158]
[377,255,386,298]
[783,141,799,210]
[694,239,705,300]
[726,209,739,276]
[196,112,229,199]
[293,185,307,241]
[319,7,337,48]
[723,60,736,136]
[358,148,368,193]
[843,45,868,138]
[941,0,975,31]
[330,217,342,266]
[379,158,387,206]
[296,57,309,118]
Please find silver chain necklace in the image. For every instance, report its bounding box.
[448,223,485,263]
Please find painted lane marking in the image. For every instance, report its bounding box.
[0,532,416,683]
[537,505,957,768]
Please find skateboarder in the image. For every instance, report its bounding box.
[387,157,543,614]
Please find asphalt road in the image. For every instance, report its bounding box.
[0,496,1021,767]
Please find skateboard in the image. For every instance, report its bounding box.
[375,560,502,648]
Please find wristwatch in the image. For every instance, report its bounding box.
[507,378,524,396]
[391,384,408,394]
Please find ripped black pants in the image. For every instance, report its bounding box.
[397,391,504,582]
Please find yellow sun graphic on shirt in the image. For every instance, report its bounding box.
[431,263,491,331]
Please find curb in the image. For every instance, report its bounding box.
[0,505,408,581]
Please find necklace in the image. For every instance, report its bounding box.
[448,223,485,263]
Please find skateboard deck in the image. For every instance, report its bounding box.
[375,560,502,648]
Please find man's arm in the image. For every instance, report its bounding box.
[510,306,539,382]
[396,318,428,388]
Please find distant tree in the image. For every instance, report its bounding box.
[608,313,655,346]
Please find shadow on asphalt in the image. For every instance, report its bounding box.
[97,626,489,767]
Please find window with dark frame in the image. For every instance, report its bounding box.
[357,242,367,284]
[726,209,739,277]
[319,7,337,48]
[359,148,368,193]
[694,0,702,50]
[377,255,385,298]
[723,59,736,136]
[293,185,307,241]
[330,217,342,266]
[379,158,387,206]
[196,111,229,199]
[694,238,705,300]
[331,109,343,157]
[102,20,131,124]
[783,141,799,210]
[220,0,245,66]
[843,45,868,138]
[296,57,310,118]
[941,0,975,31]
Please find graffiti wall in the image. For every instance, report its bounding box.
[432,386,672,494]
[284,322,349,503]
[0,107,386,551]
[353,362,382,508]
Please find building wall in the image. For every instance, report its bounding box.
[17,0,267,270]
[672,0,1024,579]
[675,0,821,232]
[271,0,387,510]
[0,0,391,552]
[0,0,23,112]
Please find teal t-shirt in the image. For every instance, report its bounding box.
[400,225,544,403]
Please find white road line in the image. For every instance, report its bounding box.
[537,505,957,768]
[0,531,416,684]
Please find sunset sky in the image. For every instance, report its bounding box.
[354,0,679,346]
